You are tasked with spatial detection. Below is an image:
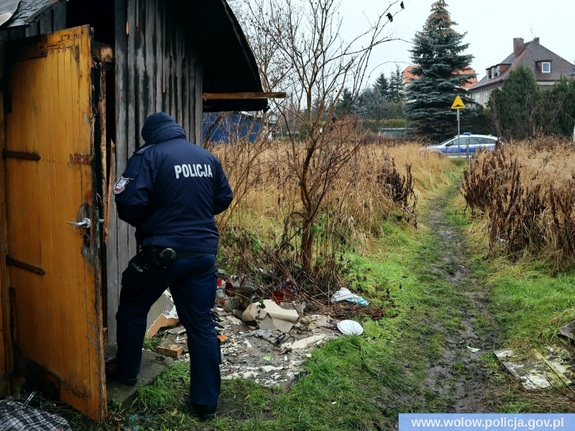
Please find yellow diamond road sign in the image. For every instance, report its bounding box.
[451,95,465,109]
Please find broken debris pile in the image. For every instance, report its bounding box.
[148,275,369,386]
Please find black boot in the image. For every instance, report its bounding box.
[105,358,138,386]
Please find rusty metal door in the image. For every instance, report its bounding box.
[4,26,106,421]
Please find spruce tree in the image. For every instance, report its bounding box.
[405,0,475,142]
[388,66,404,103]
[375,73,390,98]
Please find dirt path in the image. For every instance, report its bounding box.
[206,182,506,414]
[207,180,575,418]
[181,183,506,413]
[415,186,503,412]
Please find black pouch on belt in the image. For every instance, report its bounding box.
[157,247,177,267]
[141,245,161,267]
[140,245,176,268]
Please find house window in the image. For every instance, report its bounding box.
[541,62,551,73]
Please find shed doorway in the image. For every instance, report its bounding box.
[4,25,111,422]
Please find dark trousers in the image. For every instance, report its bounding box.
[115,253,220,406]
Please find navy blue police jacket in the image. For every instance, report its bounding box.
[113,113,233,254]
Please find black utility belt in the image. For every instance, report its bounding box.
[140,245,208,268]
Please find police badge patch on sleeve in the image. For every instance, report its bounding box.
[113,176,130,194]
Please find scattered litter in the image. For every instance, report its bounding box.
[467,346,481,353]
[241,302,268,323]
[166,325,187,335]
[337,319,364,335]
[262,300,299,322]
[158,301,340,387]
[283,334,329,350]
[149,273,357,387]
[146,291,179,338]
[331,288,369,306]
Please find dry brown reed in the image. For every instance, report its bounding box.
[461,138,575,270]
[213,139,454,287]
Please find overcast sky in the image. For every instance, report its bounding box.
[338,0,575,85]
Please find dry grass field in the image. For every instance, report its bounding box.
[213,136,575,279]
[212,139,455,289]
[461,137,575,271]
[58,137,575,430]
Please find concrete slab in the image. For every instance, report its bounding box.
[105,347,174,407]
[559,320,575,342]
[494,345,574,390]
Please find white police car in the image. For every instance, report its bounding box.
[424,133,503,157]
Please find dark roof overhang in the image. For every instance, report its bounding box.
[190,0,269,112]
[2,0,271,112]
[0,0,21,27]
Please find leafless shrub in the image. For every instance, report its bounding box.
[376,157,417,227]
[461,139,575,270]
[546,183,575,267]
[216,139,420,293]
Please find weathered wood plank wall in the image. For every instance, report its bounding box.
[107,0,202,343]
[0,0,204,355]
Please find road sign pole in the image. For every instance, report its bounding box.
[457,108,460,139]
[451,95,465,154]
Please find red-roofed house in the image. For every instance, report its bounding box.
[470,37,574,106]
[402,65,478,89]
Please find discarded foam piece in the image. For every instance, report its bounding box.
[262,300,300,322]
[253,300,300,333]
[242,302,268,322]
[258,313,295,333]
[146,314,179,339]
[146,290,179,338]
[330,287,369,306]
[283,334,328,350]
[257,314,278,331]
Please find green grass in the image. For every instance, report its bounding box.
[487,262,575,349]
[49,164,575,429]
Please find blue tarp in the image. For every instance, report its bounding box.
[203,112,262,143]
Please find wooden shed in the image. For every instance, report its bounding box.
[0,0,269,422]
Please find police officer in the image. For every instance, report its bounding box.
[108,112,233,421]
